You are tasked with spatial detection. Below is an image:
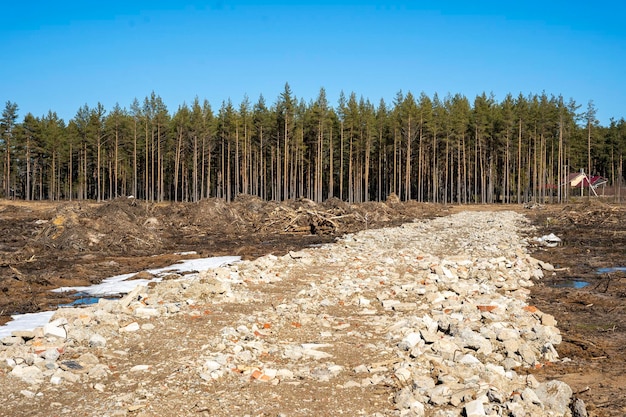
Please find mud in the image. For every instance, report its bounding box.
[0,198,624,416]
[526,202,626,417]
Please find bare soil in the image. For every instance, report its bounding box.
[0,197,624,416]
[525,202,626,417]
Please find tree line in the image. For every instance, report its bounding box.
[1,84,625,204]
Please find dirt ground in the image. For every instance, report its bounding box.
[524,202,626,417]
[0,197,624,416]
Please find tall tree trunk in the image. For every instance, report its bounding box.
[193,135,198,202]
[235,127,240,198]
[157,123,163,202]
[404,116,412,201]
[328,123,334,199]
[133,120,138,198]
[457,135,462,204]
[84,142,88,200]
[114,126,119,198]
[364,127,371,202]
[68,143,72,201]
[257,130,263,198]
[97,134,101,202]
[150,128,155,201]
[340,121,344,200]
[587,117,592,200]
[432,130,438,203]
[26,136,31,201]
[227,140,231,201]
[378,129,383,201]
[517,119,522,204]
[206,141,212,199]
[201,135,206,200]
[392,128,397,197]
[418,124,423,202]
[444,134,449,204]
[174,127,182,202]
[283,115,289,201]
[5,135,10,198]
[275,134,280,201]
[558,116,563,203]
[618,154,622,203]
[144,124,149,201]
[348,131,353,203]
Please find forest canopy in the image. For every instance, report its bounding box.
[1,84,625,204]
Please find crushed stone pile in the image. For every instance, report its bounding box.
[0,211,583,417]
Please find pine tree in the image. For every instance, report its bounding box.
[1,101,19,198]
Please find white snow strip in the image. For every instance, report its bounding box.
[1,255,240,337]
[147,256,240,276]
[52,256,240,296]
[0,311,55,339]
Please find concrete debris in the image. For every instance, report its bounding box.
[0,211,575,416]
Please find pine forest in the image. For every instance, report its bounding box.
[1,84,625,204]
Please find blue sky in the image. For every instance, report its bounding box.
[1,1,624,125]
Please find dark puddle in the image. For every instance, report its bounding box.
[597,267,626,274]
[59,292,119,308]
[549,279,590,289]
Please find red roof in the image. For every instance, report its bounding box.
[569,174,606,188]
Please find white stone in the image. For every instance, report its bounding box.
[134,307,160,318]
[458,354,481,365]
[400,332,422,349]
[541,314,557,327]
[382,299,401,309]
[1,336,24,346]
[357,297,371,306]
[89,334,107,348]
[43,321,67,339]
[497,328,519,341]
[43,348,60,361]
[204,360,221,372]
[20,390,36,398]
[464,399,486,417]
[11,365,44,385]
[521,387,543,405]
[277,369,294,379]
[302,349,332,359]
[120,322,140,332]
[537,260,555,271]
[354,364,369,374]
[395,367,412,382]
[535,380,573,415]
[130,364,151,372]
[87,364,110,379]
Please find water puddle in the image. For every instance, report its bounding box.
[59,294,119,308]
[0,255,241,338]
[550,280,590,289]
[596,267,626,274]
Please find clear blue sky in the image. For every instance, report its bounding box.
[1,1,624,125]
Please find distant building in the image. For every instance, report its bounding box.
[567,170,607,196]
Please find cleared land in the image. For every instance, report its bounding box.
[0,198,624,416]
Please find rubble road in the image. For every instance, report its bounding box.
[1,211,578,417]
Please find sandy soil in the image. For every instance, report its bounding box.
[0,198,624,416]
